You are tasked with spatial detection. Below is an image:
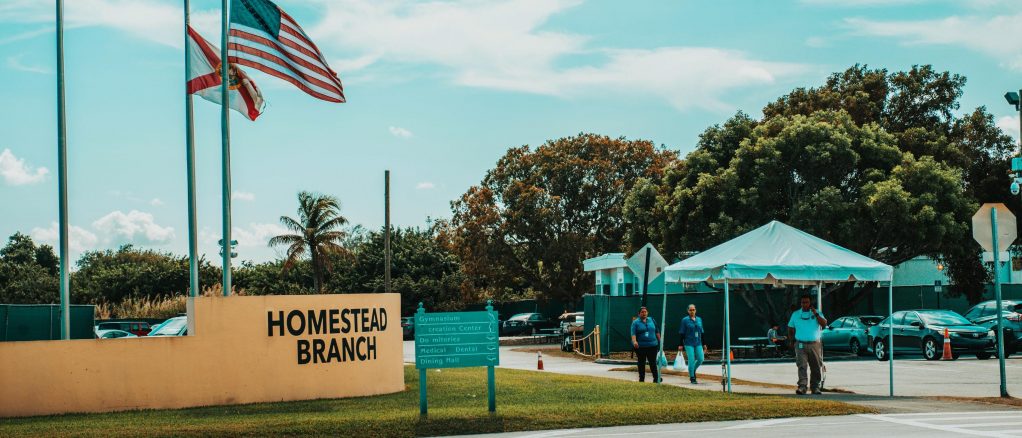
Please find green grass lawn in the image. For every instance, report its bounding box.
[1,366,873,437]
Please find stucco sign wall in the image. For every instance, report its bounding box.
[0,294,404,417]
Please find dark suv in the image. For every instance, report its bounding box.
[963,300,1022,355]
[95,321,151,337]
[500,313,555,336]
[868,310,995,361]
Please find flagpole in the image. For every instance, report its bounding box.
[220,0,233,296]
[184,0,199,298]
[56,0,70,340]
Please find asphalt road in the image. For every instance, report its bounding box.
[459,411,1022,438]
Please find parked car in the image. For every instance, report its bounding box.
[558,312,585,351]
[500,313,556,336]
[95,321,151,336]
[963,300,1022,355]
[821,315,882,356]
[94,329,138,339]
[147,316,188,337]
[401,317,415,340]
[868,310,995,361]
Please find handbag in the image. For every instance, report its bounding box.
[672,349,686,370]
[657,350,669,368]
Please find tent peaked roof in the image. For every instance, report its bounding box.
[664,220,893,284]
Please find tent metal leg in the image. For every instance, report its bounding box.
[888,281,894,397]
[816,282,823,313]
[724,278,731,394]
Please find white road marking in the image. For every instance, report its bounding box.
[884,411,1021,417]
[723,418,799,429]
[928,415,1022,422]
[516,429,593,438]
[861,414,1015,437]
[582,419,882,437]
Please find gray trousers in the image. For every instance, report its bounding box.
[794,340,823,390]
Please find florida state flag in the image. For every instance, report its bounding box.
[187,26,264,120]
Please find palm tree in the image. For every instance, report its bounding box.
[269,191,348,292]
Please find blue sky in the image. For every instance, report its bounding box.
[1,0,1021,265]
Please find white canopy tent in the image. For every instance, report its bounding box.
[663,221,896,394]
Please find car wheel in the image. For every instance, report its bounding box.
[561,336,572,352]
[850,338,862,356]
[875,339,889,361]
[952,353,960,360]
[529,327,536,336]
[977,352,992,360]
[922,338,939,361]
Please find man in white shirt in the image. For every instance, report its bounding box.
[787,295,827,395]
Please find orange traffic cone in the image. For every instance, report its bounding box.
[729,349,734,361]
[537,351,544,370]
[941,328,953,360]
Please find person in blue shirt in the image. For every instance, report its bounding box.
[787,294,827,395]
[678,304,705,384]
[630,306,661,382]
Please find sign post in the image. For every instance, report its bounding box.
[415,301,500,415]
[972,203,1017,398]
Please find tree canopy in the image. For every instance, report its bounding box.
[442,133,678,305]
[625,64,1015,308]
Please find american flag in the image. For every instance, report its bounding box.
[228,0,345,103]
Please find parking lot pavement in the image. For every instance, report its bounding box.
[705,355,1022,398]
[460,411,1022,438]
[404,341,1022,400]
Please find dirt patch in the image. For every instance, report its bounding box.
[927,396,1022,408]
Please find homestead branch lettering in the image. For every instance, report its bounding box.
[267,308,388,365]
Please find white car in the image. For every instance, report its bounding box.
[94,329,138,339]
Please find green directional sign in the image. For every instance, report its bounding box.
[415,302,500,416]
[415,310,499,369]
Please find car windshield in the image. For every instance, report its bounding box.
[509,313,532,320]
[919,311,971,326]
[149,318,186,336]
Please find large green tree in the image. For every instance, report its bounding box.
[443,133,678,305]
[626,65,1014,314]
[72,245,219,304]
[269,191,349,293]
[0,233,59,304]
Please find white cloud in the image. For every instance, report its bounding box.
[6,55,48,74]
[805,37,828,48]
[389,126,413,138]
[845,14,1022,71]
[233,191,256,202]
[149,198,164,207]
[30,222,100,255]
[0,148,48,185]
[92,210,175,245]
[416,182,435,190]
[0,0,217,48]
[998,115,1020,141]
[310,0,806,111]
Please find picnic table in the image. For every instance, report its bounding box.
[734,336,778,358]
